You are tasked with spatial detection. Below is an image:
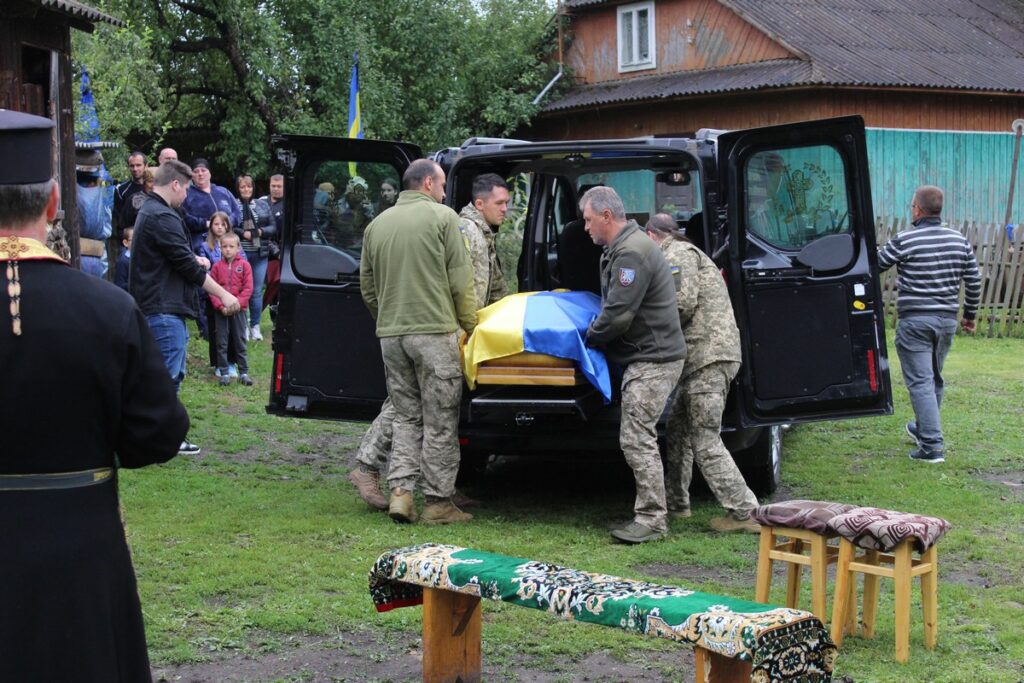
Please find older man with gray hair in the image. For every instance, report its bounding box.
[582,186,686,544]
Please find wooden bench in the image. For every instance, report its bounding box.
[370,543,836,682]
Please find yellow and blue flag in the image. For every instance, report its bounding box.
[463,291,612,402]
[347,53,362,177]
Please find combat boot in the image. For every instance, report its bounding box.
[347,467,388,511]
[610,521,666,544]
[668,506,692,520]
[421,498,473,525]
[709,513,760,534]
[388,488,417,524]
[451,488,482,508]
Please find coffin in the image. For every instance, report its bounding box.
[475,351,585,386]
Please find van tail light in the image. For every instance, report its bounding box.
[274,352,285,394]
[459,437,470,446]
[867,349,877,392]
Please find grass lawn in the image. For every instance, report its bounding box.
[126,324,1024,682]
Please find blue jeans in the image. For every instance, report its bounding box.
[247,252,268,326]
[895,315,957,452]
[146,314,189,394]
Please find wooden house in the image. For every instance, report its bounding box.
[529,0,1024,222]
[0,0,124,267]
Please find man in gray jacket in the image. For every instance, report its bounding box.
[582,186,686,544]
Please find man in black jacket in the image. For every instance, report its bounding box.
[113,149,147,238]
[0,108,189,682]
[130,159,240,455]
[582,186,686,544]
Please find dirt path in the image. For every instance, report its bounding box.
[153,629,689,682]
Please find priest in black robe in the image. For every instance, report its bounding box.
[0,109,188,681]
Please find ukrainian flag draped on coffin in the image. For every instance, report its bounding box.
[462,291,613,402]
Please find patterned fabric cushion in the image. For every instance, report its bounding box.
[751,500,860,534]
[828,507,952,552]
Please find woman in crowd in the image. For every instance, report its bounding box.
[235,175,275,341]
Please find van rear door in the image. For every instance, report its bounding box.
[716,116,892,426]
[268,135,420,421]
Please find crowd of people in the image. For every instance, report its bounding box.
[74,147,288,453]
[102,148,283,453]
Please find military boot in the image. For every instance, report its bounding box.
[347,467,388,511]
[668,506,692,520]
[388,488,417,524]
[610,521,666,544]
[451,488,482,508]
[421,497,473,525]
[709,512,760,534]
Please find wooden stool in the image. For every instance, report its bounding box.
[828,507,950,663]
[752,500,858,622]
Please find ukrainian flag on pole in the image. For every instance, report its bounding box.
[347,53,362,177]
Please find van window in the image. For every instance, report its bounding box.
[744,145,851,250]
[577,169,701,229]
[291,160,403,283]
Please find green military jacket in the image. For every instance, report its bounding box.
[458,203,508,309]
[660,235,741,378]
[587,221,686,366]
[360,190,476,337]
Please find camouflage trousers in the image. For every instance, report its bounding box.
[665,361,758,515]
[356,397,394,472]
[620,358,685,533]
[380,332,463,498]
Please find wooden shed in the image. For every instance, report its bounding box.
[0,0,124,267]
[529,0,1024,222]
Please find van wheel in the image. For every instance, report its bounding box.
[736,425,782,496]
[456,449,491,485]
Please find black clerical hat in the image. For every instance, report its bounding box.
[0,109,55,185]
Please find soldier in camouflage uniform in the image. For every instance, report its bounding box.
[582,189,686,544]
[348,174,511,511]
[458,173,510,309]
[359,159,477,525]
[644,213,759,534]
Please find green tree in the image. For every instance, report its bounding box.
[73,0,562,179]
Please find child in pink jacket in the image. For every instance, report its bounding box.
[210,232,254,385]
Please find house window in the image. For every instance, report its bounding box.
[618,2,656,72]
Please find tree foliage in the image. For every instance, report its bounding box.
[74,0,561,179]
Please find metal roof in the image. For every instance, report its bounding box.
[545,59,813,112]
[35,0,126,29]
[549,0,1024,111]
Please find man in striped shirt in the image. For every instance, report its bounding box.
[878,185,981,463]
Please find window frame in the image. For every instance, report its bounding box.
[617,1,656,73]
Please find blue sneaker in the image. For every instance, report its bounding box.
[228,363,239,378]
[905,421,921,447]
[909,447,945,464]
[214,367,223,378]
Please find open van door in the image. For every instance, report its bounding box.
[268,135,420,421]
[717,116,892,427]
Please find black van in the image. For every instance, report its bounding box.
[265,115,892,494]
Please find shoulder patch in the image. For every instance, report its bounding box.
[619,267,636,286]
